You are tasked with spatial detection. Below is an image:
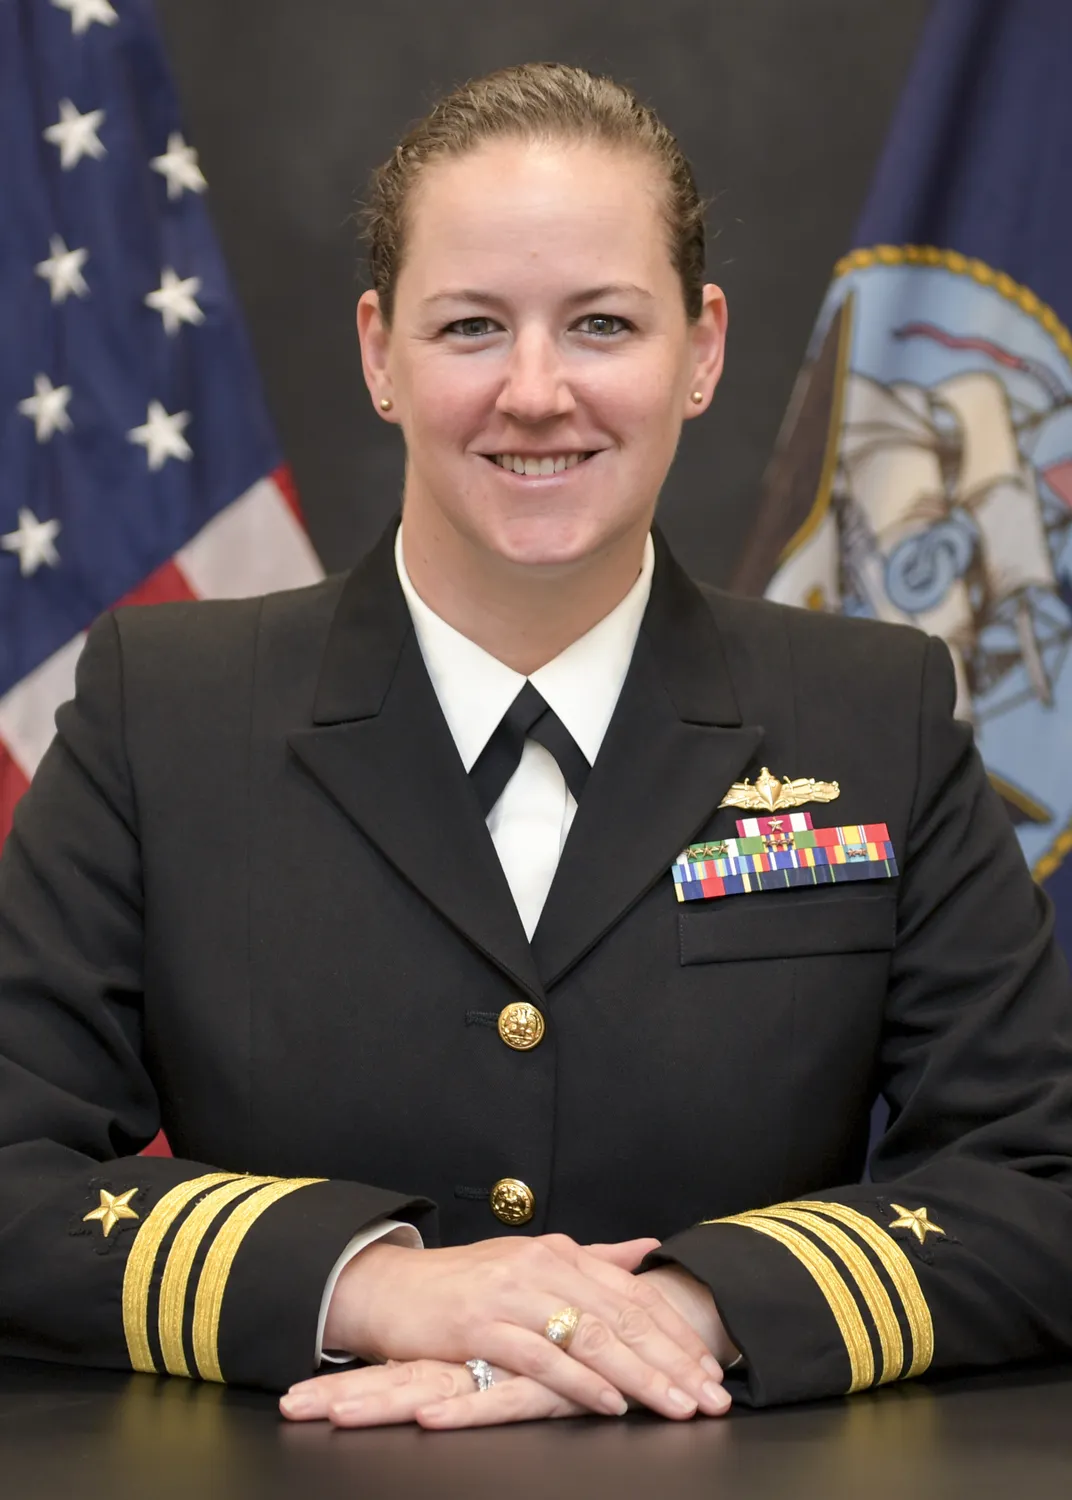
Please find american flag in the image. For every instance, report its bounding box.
[0,0,323,847]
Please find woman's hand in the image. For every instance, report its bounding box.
[639,1263,739,1367]
[285,1233,731,1423]
[281,1257,741,1430]
[281,1357,589,1429]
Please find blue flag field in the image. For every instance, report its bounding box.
[0,0,320,846]
[736,0,1072,958]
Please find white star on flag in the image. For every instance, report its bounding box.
[50,0,118,34]
[35,236,90,304]
[43,99,106,170]
[17,374,74,442]
[149,132,208,199]
[127,401,192,470]
[145,269,204,336]
[1,509,62,578]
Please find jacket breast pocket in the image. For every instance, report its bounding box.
[678,890,898,965]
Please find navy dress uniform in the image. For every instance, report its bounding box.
[1,524,1071,1407]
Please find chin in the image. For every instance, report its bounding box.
[480,512,613,571]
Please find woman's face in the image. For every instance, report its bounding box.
[358,139,726,571]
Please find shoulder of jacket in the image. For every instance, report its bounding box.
[107,572,348,661]
[698,583,933,674]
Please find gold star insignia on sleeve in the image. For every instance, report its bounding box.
[888,1203,945,1244]
[83,1187,140,1238]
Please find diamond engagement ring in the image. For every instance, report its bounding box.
[544,1305,581,1350]
[465,1358,496,1391]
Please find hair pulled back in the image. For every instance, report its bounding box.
[362,62,706,323]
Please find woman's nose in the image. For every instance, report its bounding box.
[495,332,575,422]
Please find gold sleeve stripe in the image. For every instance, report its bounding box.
[748,1206,904,1384]
[191,1177,326,1383]
[157,1176,279,1377]
[715,1212,875,1392]
[791,1200,935,1378]
[122,1172,242,1374]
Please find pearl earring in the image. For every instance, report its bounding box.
[379,397,393,412]
[690,390,704,404]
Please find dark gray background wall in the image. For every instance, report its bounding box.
[155,0,931,586]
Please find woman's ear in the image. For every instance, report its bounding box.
[357,290,397,420]
[683,282,728,418]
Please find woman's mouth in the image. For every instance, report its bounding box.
[484,452,597,476]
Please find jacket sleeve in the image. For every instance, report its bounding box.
[0,613,435,1392]
[644,634,1072,1407]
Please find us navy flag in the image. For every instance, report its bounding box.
[735,0,1072,959]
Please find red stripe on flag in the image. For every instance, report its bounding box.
[270,463,306,527]
[116,559,198,609]
[140,1130,173,1158]
[0,741,31,847]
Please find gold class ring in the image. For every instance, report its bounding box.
[544,1305,582,1350]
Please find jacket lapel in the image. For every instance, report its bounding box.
[288,526,542,1002]
[531,537,764,988]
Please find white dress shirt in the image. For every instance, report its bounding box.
[397,526,655,937]
[315,529,655,1362]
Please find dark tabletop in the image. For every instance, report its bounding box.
[2,1357,1071,1500]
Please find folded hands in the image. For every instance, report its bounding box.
[279,1233,736,1429]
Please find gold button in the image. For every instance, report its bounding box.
[498,1001,545,1051]
[489,1178,535,1226]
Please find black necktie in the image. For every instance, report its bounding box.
[469,681,591,817]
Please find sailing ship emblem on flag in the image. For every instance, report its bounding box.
[732,2,1072,954]
[753,251,1072,901]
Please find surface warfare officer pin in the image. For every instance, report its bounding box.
[718,767,841,814]
[672,771,898,903]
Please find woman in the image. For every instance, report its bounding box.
[1,64,1071,1431]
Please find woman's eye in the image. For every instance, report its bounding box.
[575,316,632,340]
[576,314,630,337]
[446,317,498,338]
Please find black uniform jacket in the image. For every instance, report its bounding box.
[2,525,1071,1408]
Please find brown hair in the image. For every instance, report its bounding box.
[362,62,706,323]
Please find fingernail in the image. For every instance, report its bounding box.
[280,1393,314,1416]
[702,1380,728,1408]
[330,1399,362,1419]
[667,1386,697,1414]
[418,1403,446,1421]
[600,1390,628,1416]
[700,1355,722,1378]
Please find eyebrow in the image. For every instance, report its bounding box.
[419,282,655,311]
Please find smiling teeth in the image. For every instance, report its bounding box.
[493,453,584,474]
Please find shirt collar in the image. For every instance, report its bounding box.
[395,528,655,771]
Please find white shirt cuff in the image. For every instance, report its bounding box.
[315,1217,423,1365]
